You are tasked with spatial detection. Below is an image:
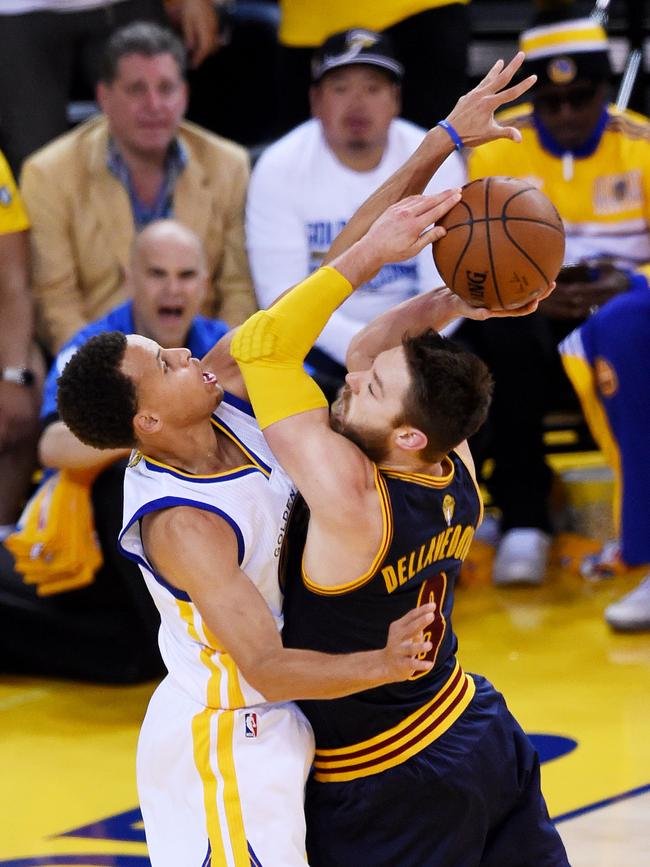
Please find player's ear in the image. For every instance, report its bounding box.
[133,411,163,437]
[394,425,427,453]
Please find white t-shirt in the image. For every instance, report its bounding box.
[246,118,467,365]
[1,1,127,13]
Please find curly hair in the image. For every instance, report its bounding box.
[57,332,139,449]
[401,329,493,459]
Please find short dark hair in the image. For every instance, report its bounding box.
[100,21,187,84]
[400,330,493,459]
[57,332,139,449]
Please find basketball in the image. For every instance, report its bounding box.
[432,176,565,310]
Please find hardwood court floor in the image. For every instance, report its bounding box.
[1,562,649,866]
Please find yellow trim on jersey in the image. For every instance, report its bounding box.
[301,464,393,596]
[140,418,270,480]
[560,354,622,535]
[177,600,246,710]
[313,661,475,782]
[183,602,250,863]
[378,454,455,488]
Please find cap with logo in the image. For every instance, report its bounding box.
[520,16,611,87]
[311,29,404,83]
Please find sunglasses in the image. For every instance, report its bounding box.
[534,84,599,113]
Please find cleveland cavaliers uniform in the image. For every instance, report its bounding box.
[119,393,313,867]
[283,451,568,867]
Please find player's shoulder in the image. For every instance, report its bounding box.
[606,105,650,142]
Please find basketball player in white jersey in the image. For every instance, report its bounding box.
[56,54,535,867]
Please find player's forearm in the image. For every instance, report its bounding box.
[323,126,454,264]
[39,421,129,471]
[346,287,461,371]
[249,647,392,702]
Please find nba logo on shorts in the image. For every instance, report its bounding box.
[244,712,258,738]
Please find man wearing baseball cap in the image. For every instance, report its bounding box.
[456,10,650,589]
[246,27,465,398]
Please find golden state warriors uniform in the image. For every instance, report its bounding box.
[560,288,650,567]
[283,452,568,867]
[469,103,650,280]
[119,393,314,867]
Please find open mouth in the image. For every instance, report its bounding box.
[202,371,217,384]
[158,305,184,321]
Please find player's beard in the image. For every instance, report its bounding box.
[330,386,392,465]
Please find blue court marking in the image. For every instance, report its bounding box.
[529,733,578,764]
[0,857,149,866]
[553,781,650,824]
[57,808,145,843]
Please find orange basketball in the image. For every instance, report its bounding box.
[433,176,565,310]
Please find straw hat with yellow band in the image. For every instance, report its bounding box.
[521,16,611,87]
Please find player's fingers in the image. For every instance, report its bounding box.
[476,57,505,89]
[397,603,436,632]
[493,74,537,108]
[414,225,447,252]
[490,51,525,90]
[408,639,433,657]
[410,659,435,673]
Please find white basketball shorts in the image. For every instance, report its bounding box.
[137,675,315,866]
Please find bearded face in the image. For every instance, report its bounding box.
[330,383,394,464]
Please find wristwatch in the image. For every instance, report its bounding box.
[1,366,35,387]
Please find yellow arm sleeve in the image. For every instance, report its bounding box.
[231,266,353,429]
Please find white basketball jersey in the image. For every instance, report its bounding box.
[119,393,296,709]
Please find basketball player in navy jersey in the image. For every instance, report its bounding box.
[57,53,560,866]
[231,65,570,867]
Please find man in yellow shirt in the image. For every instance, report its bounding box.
[459,12,650,585]
[0,150,44,537]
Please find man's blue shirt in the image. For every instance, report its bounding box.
[41,300,229,424]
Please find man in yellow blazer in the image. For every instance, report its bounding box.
[20,21,255,356]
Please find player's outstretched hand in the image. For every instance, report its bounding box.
[445,51,536,149]
[364,190,462,264]
[381,602,436,682]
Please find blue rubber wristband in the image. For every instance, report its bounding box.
[437,119,464,151]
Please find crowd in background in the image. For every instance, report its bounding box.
[1,0,649,683]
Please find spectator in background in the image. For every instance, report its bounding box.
[246,29,465,399]
[20,21,255,358]
[560,289,650,632]
[0,150,45,538]
[0,219,228,682]
[460,12,650,585]
[0,0,219,175]
[276,0,470,135]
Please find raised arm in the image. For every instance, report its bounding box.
[143,506,436,700]
[323,52,536,263]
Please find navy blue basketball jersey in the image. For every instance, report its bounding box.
[282,450,482,783]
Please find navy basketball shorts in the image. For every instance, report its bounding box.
[305,675,570,867]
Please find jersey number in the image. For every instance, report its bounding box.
[408,572,448,680]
